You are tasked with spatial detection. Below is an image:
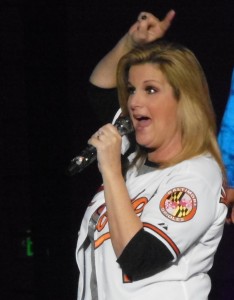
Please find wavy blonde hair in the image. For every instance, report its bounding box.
[117,41,225,176]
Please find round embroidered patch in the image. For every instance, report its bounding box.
[160,187,197,222]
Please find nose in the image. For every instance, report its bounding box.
[128,92,144,110]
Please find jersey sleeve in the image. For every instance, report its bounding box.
[117,228,173,281]
[140,158,227,261]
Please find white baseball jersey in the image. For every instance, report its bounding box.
[76,150,227,300]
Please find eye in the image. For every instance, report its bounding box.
[127,86,135,95]
[145,86,158,94]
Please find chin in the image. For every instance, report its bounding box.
[137,142,156,153]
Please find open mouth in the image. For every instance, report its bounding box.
[137,116,149,121]
[134,115,150,121]
[133,115,151,129]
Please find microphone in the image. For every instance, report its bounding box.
[66,116,134,176]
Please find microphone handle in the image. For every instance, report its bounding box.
[67,116,133,176]
[67,145,97,176]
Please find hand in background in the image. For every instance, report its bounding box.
[127,10,176,48]
[226,188,234,224]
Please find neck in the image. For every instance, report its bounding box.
[147,137,182,164]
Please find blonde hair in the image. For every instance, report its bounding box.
[117,41,225,176]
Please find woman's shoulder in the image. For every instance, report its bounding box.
[175,154,222,181]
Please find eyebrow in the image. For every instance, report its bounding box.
[127,80,162,85]
[143,80,162,84]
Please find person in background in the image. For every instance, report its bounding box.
[76,10,227,300]
[218,68,234,224]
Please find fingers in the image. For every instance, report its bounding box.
[126,10,176,54]
[88,124,122,173]
[133,9,176,43]
[89,124,120,146]
[96,129,104,140]
[137,12,160,34]
[97,124,119,138]
[133,12,158,43]
[88,127,106,147]
[137,11,158,23]
[137,10,175,26]
[160,9,176,31]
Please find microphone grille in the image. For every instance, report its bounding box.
[114,116,134,136]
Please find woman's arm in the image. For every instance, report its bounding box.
[88,123,142,257]
[89,10,176,89]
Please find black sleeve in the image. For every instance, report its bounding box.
[117,228,174,281]
[87,82,119,124]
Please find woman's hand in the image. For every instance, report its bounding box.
[126,10,176,49]
[88,124,122,176]
[226,188,234,224]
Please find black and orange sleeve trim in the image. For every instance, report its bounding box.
[117,227,175,281]
[143,222,180,257]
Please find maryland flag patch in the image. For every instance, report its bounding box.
[160,187,197,222]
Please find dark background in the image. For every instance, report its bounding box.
[1,0,233,299]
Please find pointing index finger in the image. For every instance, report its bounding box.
[161,9,176,31]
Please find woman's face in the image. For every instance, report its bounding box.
[127,63,182,162]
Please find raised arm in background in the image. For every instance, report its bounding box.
[89,10,176,88]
